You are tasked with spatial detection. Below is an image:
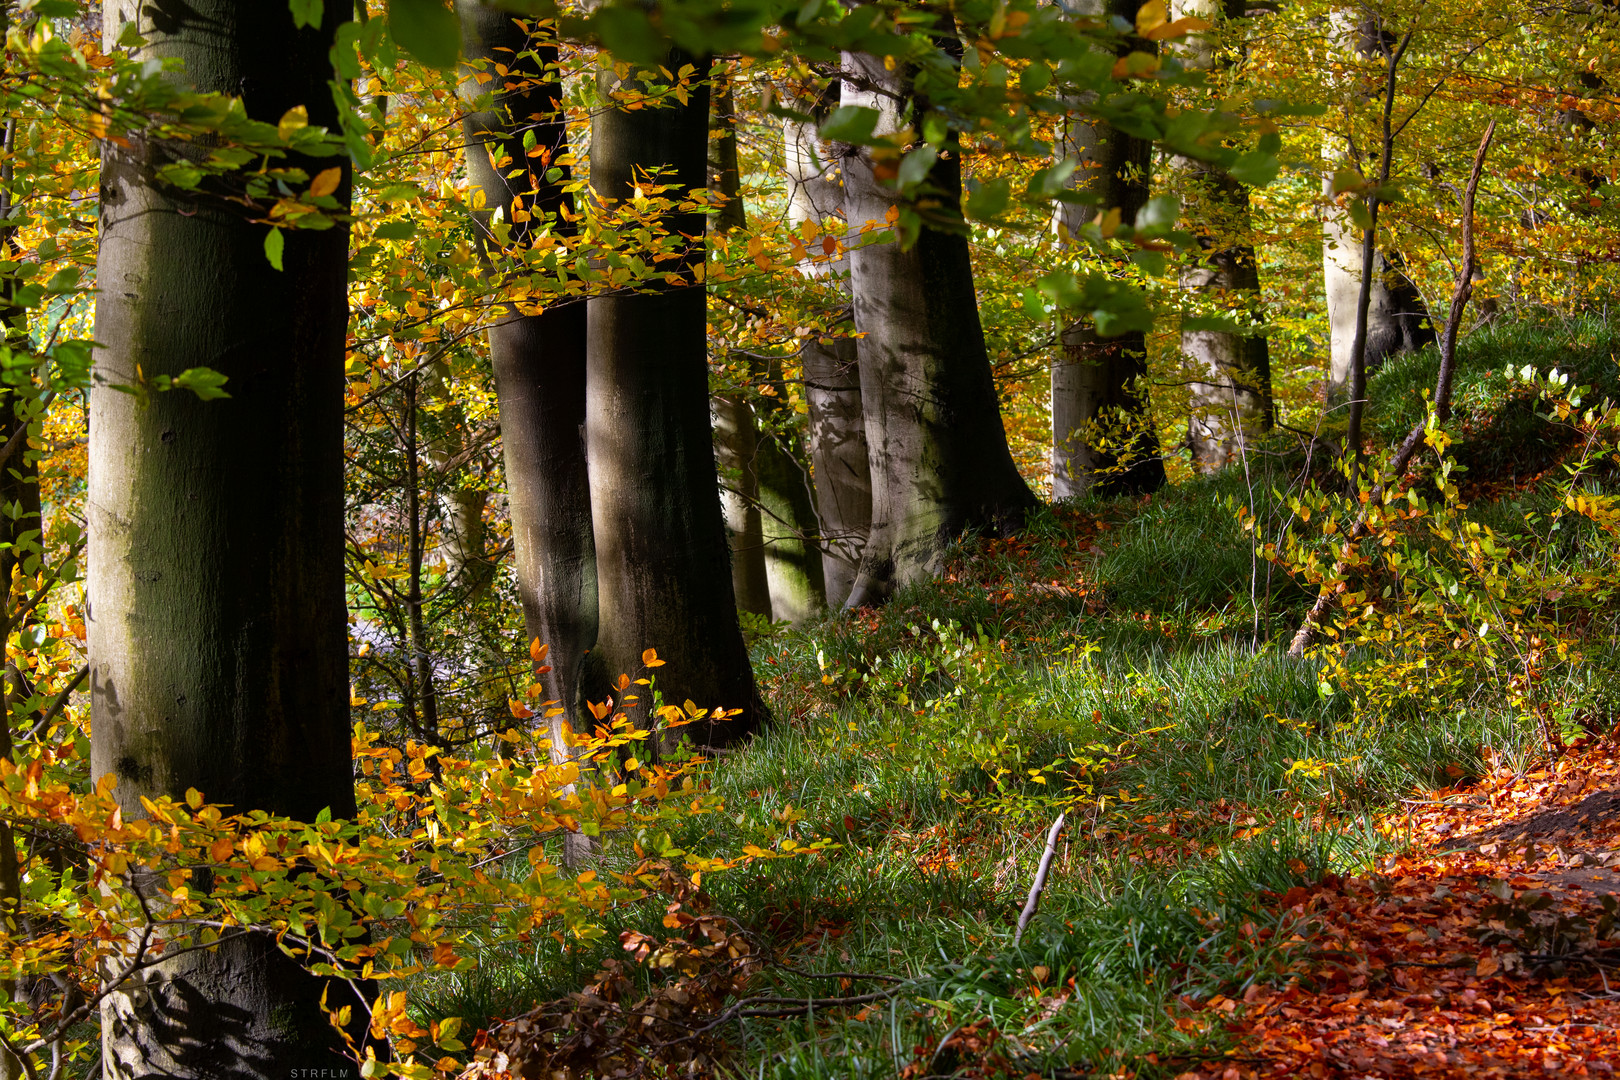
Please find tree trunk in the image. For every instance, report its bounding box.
[707,72,771,620]
[1174,0,1274,471]
[840,48,1036,606]
[89,2,362,1074]
[784,105,870,610]
[712,392,772,618]
[458,3,597,862]
[754,359,827,624]
[1322,14,1433,406]
[1051,3,1166,499]
[587,54,765,750]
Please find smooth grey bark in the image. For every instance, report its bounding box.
[587,53,765,749]
[458,2,597,863]
[712,392,772,619]
[89,2,364,1075]
[707,75,772,620]
[784,104,870,610]
[1173,0,1274,471]
[1051,3,1166,498]
[710,82,825,623]
[1322,14,1433,408]
[754,359,827,625]
[840,49,1036,607]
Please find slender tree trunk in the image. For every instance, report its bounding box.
[784,105,870,609]
[707,72,772,619]
[1174,0,1274,471]
[458,3,597,862]
[712,392,772,618]
[587,54,765,749]
[840,47,1036,606]
[1051,2,1166,498]
[403,374,441,740]
[89,2,363,1074]
[754,358,827,624]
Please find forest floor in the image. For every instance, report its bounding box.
[1170,743,1620,1080]
[449,320,1620,1079]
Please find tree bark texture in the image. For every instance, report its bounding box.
[784,107,871,610]
[1050,3,1166,498]
[707,74,772,620]
[458,3,598,768]
[1322,14,1433,406]
[89,2,361,1074]
[755,359,827,625]
[587,54,765,749]
[840,49,1036,607]
[1172,0,1274,471]
[712,392,772,618]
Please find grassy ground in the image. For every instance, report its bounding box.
[430,315,1620,1078]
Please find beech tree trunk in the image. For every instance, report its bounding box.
[1051,3,1166,498]
[587,55,765,749]
[89,3,362,1074]
[840,48,1036,607]
[1322,13,1433,405]
[784,106,871,609]
[754,358,827,624]
[458,3,596,863]
[707,74,772,620]
[1173,0,1274,470]
[712,392,772,619]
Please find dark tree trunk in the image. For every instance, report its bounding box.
[840,49,1036,607]
[783,107,871,609]
[457,8,596,699]
[1051,4,1166,498]
[587,54,765,750]
[89,2,362,1073]
[458,3,597,863]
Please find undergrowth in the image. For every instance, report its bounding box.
[419,317,1620,1078]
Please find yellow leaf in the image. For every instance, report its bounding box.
[278,105,309,142]
[309,166,342,198]
[1135,0,1168,33]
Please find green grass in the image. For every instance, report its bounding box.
[407,315,1620,1077]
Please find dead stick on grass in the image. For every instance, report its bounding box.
[1015,810,1066,946]
[1288,119,1496,659]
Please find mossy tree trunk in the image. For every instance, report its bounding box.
[587,55,765,750]
[839,47,1035,607]
[88,2,363,1074]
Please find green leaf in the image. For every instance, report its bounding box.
[389,0,460,69]
[373,220,416,240]
[964,177,1011,221]
[264,227,285,271]
[819,105,881,146]
[1227,150,1279,188]
[170,368,231,400]
[289,0,323,29]
[895,146,937,191]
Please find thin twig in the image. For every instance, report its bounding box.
[1015,811,1066,946]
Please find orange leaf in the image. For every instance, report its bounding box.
[309,167,342,198]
